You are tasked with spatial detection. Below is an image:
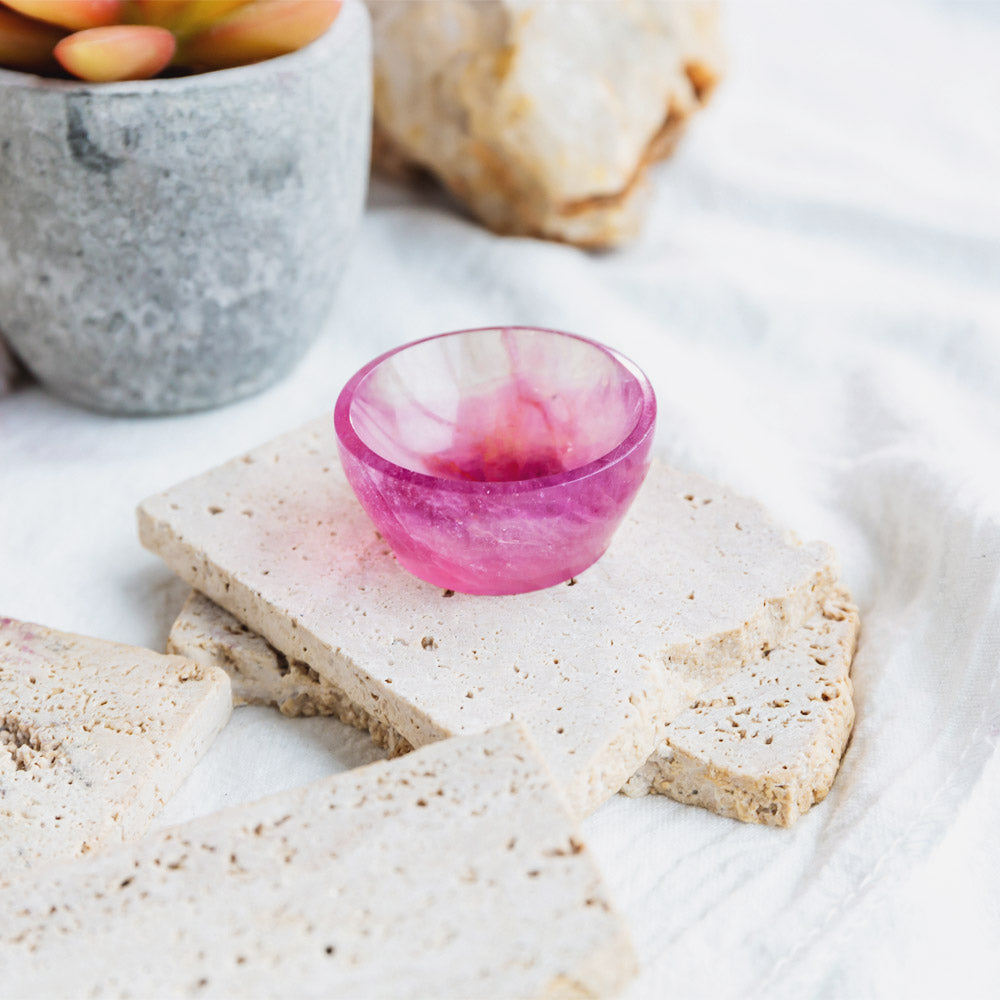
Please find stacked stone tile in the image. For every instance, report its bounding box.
[140,416,856,825]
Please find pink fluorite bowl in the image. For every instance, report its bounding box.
[334,326,656,595]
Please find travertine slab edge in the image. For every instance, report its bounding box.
[170,587,857,825]
[138,419,839,818]
[0,724,637,1000]
[169,595,413,758]
[0,617,232,872]
[621,589,858,825]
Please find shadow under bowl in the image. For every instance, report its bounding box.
[334,326,656,595]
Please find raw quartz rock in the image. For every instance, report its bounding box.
[370,0,723,246]
[621,589,859,826]
[0,725,637,999]
[138,417,838,818]
[170,587,857,827]
[0,617,231,872]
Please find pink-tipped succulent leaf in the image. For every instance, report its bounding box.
[54,23,175,80]
[0,4,66,70]
[127,1,191,29]
[167,0,252,40]
[2,0,121,30]
[177,0,340,69]
[0,0,339,78]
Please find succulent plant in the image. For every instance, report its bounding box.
[0,0,341,81]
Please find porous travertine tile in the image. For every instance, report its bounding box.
[168,592,412,758]
[138,417,838,817]
[0,617,231,871]
[0,725,637,1000]
[170,587,857,825]
[622,590,858,825]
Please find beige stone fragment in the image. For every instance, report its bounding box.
[168,593,412,758]
[370,0,723,246]
[171,586,858,826]
[0,617,231,872]
[138,416,837,818]
[622,590,858,825]
[0,725,636,999]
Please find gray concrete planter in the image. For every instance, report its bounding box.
[0,0,371,415]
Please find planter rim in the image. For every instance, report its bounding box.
[0,0,360,96]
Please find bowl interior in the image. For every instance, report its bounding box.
[346,327,646,483]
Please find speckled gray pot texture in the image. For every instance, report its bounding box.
[0,0,371,414]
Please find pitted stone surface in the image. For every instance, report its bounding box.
[169,591,412,758]
[139,416,838,817]
[171,584,857,825]
[622,589,858,826]
[0,725,637,999]
[0,617,232,872]
[0,0,370,414]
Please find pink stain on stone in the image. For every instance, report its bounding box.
[334,326,656,595]
[0,617,36,655]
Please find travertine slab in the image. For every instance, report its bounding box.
[138,417,837,817]
[170,591,413,758]
[622,589,858,825]
[170,586,857,825]
[0,725,637,1000]
[0,617,231,872]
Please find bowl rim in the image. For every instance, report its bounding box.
[334,325,657,496]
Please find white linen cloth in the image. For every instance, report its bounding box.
[2,2,998,996]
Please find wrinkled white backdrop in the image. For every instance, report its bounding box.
[2,2,998,997]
